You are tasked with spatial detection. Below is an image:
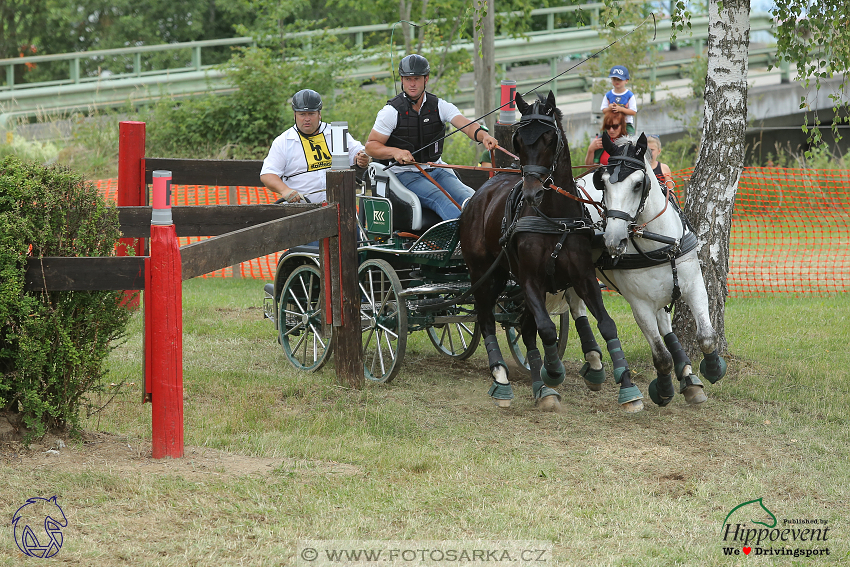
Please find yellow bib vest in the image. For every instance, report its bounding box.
[299,132,332,172]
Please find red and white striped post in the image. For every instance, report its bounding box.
[149,170,184,459]
[493,80,518,169]
[498,79,517,125]
[117,121,146,309]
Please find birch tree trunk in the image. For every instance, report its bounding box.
[473,0,496,130]
[672,0,750,355]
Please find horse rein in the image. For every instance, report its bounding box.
[633,180,671,232]
[414,163,462,211]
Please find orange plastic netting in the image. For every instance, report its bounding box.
[670,167,850,296]
[94,167,850,296]
[93,179,281,281]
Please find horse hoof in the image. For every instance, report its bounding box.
[648,379,674,407]
[580,362,605,391]
[699,355,727,384]
[541,368,566,388]
[617,385,643,403]
[682,385,707,405]
[620,399,644,413]
[536,395,561,412]
[488,381,514,408]
[533,382,562,412]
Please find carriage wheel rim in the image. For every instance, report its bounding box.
[279,265,333,372]
[358,260,407,383]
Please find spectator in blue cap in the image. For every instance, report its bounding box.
[601,65,636,135]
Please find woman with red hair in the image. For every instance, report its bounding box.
[585,112,627,166]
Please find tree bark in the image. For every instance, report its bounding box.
[399,0,412,53]
[672,0,750,356]
[473,0,496,130]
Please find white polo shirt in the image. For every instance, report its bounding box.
[371,93,463,172]
[260,123,365,203]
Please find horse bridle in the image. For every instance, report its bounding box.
[513,101,566,189]
[595,150,651,227]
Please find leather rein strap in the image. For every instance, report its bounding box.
[414,163,462,210]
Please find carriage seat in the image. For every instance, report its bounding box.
[366,162,441,233]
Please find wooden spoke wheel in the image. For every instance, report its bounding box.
[278,264,333,372]
[426,302,481,360]
[359,259,408,383]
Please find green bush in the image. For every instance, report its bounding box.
[0,156,131,441]
[143,47,296,159]
[144,40,363,160]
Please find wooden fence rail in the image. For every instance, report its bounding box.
[19,120,363,458]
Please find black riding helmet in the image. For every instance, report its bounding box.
[398,54,430,77]
[290,89,323,112]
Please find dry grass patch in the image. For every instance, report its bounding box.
[1,280,848,565]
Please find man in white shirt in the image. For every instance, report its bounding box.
[261,89,369,203]
[365,54,498,220]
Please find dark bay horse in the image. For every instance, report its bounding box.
[459,91,644,413]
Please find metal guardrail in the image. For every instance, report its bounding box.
[0,4,612,92]
[0,8,776,129]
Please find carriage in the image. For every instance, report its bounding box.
[263,92,726,411]
[262,161,568,383]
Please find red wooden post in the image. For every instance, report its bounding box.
[118,121,146,309]
[143,256,152,403]
[149,170,184,458]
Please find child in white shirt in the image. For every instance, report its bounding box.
[601,65,637,135]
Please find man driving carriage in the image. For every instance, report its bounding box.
[260,89,370,204]
[365,54,499,221]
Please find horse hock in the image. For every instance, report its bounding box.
[576,316,605,390]
[529,349,562,410]
[540,341,566,387]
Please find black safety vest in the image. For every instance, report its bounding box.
[381,92,445,164]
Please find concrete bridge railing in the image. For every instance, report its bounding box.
[0,9,776,132]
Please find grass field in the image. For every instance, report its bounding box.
[2,279,849,566]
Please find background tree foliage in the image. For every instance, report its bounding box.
[0,156,131,441]
[589,1,660,100]
[772,0,850,154]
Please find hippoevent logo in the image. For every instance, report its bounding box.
[12,496,67,558]
[720,498,830,558]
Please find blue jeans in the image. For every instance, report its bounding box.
[396,168,475,221]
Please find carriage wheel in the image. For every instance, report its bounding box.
[359,259,408,383]
[278,264,333,372]
[426,304,481,360]
[505,313,569,376]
